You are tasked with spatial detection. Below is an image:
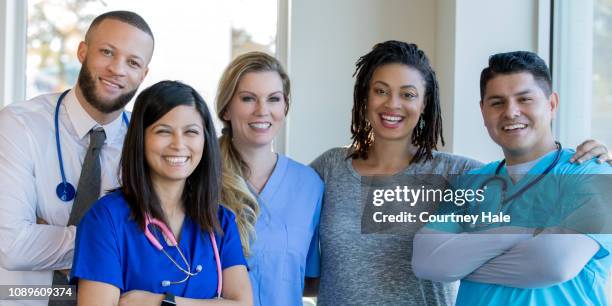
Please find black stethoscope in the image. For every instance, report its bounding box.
[470,141,563,226]
[54,89,129,202]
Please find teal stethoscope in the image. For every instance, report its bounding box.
[54,89,129,202]
[469,141,563,226]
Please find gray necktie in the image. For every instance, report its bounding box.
[68,127,106,226]
[50,128,105,306]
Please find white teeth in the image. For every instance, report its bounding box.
[503,123,527,131]
[101,79,120,88]
[381,114,403,122]
[249,123,271,129]
[164,156,188,165]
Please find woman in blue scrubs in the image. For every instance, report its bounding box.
[215,52,323,306]
[72,81,252,305]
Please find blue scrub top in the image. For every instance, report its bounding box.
[456,149,612,306]
[247,154,323,306]
[71,191,246,299]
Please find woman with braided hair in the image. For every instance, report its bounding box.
[310,40,477,305]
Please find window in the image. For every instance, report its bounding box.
[25,0,279,114]
[552,0,612,147]
[592,0,612,146]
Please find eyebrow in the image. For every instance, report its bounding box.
[373,81,418,90]
[237,90,283,96]
[152,123,203,129]
[103,43,145,63]
[485,89,533,101]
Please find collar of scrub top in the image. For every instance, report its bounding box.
[480,141,563,206]
[55,89,129,202]
[144,215,223,298]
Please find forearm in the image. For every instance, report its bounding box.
[412,227,532,282]
[0,222,76,271]
[465,234,599,288]
[0,128,75,271]
[175,297,251,306]
[175,265,253,306]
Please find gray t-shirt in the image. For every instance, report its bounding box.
[310,147,483,305]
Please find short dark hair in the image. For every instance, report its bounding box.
[350,40,444,164]
[120,80,222,235]
[480,51,552,100]
[85,10,154,44]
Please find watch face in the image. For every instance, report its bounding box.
[161,293,176,306]
[161,300,177,306]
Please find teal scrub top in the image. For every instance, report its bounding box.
[247,154,323,306]
[456,149,612,306]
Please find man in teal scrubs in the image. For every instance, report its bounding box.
[413,51,612,305]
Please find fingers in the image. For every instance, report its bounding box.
[570,140,594,163]
[571,139,609,164]
[596,152,612,165]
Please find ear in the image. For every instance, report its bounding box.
[549,92,559,119]
[222,109,231,121]
[77,41,88,63]
[479,100,486,123]
[141,67,149,83]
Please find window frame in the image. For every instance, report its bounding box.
[0,0,27,108]
[550,0,595,148]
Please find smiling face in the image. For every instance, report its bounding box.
[481,72,558,164]
[76,18,153,115]
[145,105,205,187]
[366,63,426,143]
[223,71,287,149]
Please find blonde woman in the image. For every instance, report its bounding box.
[216,52,323,306]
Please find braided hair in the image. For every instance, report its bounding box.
[350,40,444,164]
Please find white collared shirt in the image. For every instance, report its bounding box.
[0,89,129,305]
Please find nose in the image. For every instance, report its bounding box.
[254,100,270,116]
[384,93,402,109]
[107,57,127,76]
[169,132,186,149]
[502,100,521,119]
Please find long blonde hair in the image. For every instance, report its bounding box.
[216,52,290,257]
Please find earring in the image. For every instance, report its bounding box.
[418,116,425,131]
[415,116,425,139]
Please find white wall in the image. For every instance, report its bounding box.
[447,0,540,163]
[435,0,456,152]
[287,0,436,164]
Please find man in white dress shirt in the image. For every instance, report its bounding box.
[0,11,154,305]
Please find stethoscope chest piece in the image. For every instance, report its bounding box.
[56,182,76,202]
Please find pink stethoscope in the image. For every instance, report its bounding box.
[144,215,223,298]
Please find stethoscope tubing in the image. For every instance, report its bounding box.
[489,141,562,206]
[471,142,563,226]
[54,89,128,201]
[146,216,223,297]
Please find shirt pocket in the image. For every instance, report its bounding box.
[283,224,312,284]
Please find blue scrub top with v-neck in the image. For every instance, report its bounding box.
[247,154,324,306]
[71,191,246,299]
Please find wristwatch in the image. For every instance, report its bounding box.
[161,292,176,306]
